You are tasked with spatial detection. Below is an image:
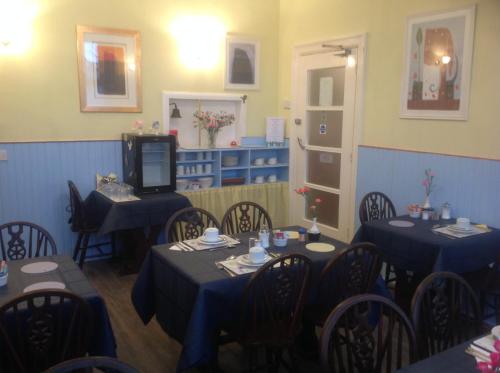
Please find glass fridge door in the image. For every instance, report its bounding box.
[141,141,172,188]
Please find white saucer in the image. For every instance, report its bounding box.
[23,281,66,293]
[236,254,271,267]
[198,236,225,245]
[21,262,58,274]
[447,224,474,232]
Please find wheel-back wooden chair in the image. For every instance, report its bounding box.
[0,221,57,261]
[305,242,383,327]
[0,289,92,373]
[359,191,397,287]
[221,201,272,235]
[45,356,138,373]
[164,207,220,243]
[411,271,481,359]
[225,253,312,372]
[68,181,114,268]
[320,294,417,373]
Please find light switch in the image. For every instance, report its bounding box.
[0,149,7,161]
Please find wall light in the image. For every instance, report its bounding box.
[441,55,451,64]
[170,15,225,69]
[0,0,37,55]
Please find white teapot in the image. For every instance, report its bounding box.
[249,239,266,264]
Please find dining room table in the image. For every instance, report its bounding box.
[352,216,500,274]
[85,190,191,272]
[0,255,117,357]
[131,226,391,372]
[396,338,482,373]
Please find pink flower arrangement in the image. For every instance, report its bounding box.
[476,339,500,373]
[422,168,436,197]
[193,110,235,147]
[295,187,322,218]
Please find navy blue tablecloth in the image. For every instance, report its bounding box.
[353,217,500,274]
[396,338,477,372]
[86,191,191,236]
[131,227,390,372]
[0,256,116,357]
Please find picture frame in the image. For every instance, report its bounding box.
[400,5,475,120]
[77,25,142,112]
[225,37,260,90]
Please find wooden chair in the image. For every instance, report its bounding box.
[164,207,220,243]
[359,192,397,287]
[359,191,396,223]
[224,253,312,372]
[45,356,138,373]
[411,271,481,359]
[304,242,383,328]
[0,289,92,373]
[320,294,417,373]
[68,181,114,268]
[0,221,57,261]
[221,201,272,235]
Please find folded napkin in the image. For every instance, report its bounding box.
[472,335,497,353]
[434,225,486,238]
[219,259,257,275]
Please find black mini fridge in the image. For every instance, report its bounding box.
[122,133,176,194]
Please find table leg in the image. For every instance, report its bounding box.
[118,225,162,275]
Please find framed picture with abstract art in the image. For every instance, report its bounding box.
[225,37,260,90]
[400,5,475,120]
[77,25,142,112]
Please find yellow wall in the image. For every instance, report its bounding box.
[278,0,500,159]
[0,0,279,142]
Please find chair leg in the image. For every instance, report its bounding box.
[78,233,90,268]
[73,233,83,261]
[111,232,117,258]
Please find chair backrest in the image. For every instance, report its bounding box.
[67,180,86,232]
[0,221,57,261]
[320,294,416,373]
[239,254,312,345]
[221,201,273,235]
[411,271,481,359]
[359,192,396,223]
[164,207,220,243]
[0,289,92,373]
[45,356,138,373]
[317,242,383,318]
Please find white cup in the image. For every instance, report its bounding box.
[205,164,212,174]
[456,217,470,229]
[203,227,219,242]
[492,325,500,340]
[268,174,277,183]
[254,158,265,166]
[249,245,266,263]
[267,157,277,165]
[177,165,184,175]
[255,176,264,184]
[196,164,203,174]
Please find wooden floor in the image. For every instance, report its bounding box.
[84,259,317,373]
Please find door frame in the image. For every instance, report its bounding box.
[289,34,367,240]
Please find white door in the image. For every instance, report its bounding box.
[290,46,359,242]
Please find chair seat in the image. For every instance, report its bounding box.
[303,305,329,327]
[229,320,295,348]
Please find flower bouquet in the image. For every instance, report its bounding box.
[193,110,235,148]
[295,186,322,241]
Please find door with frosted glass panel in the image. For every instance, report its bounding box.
[291,50,357,241]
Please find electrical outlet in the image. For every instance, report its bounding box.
[0,149,7,161]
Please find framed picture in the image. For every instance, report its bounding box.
[77,25,142,112]
[225,37,260,90]
[400,5,475,120]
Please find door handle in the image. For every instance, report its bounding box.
[297,137,306,150]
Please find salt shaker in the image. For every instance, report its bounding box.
[441,202,451,220]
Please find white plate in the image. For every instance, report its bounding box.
[21,262,58,274]
[305,243,335,252]
[198,236,225,245]
[236,254,271,267]
[388,220,415,228]
[447,224,474,232]
[23,281,66,293]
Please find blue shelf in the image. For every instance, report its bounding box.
[250,163,289,169]
[177,173,215,178]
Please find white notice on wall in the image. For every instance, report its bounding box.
[266,117,285,143]
[319,77,333,106]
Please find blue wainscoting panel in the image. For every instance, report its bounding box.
[356,146,500,229]
[0,141,123,255]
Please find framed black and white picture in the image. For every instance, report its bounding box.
[225,37,260,90]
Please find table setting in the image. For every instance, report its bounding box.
[0,256,117,357]
[131,225,351,372]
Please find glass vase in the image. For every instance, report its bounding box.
[207,131,217,148]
